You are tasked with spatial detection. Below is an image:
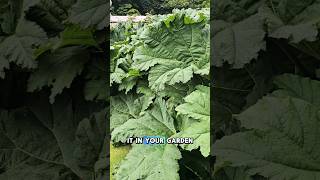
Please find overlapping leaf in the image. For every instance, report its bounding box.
[0,93,105,179]
[176,85,210,121]
[27,46,90,103]
[111,98,175,143]
[260,0,320,43]
[132,10,209,91]
[273,74,320,105]
[110,93,154,130]
[0,18,47,70]
[212,14,266,68]
[174,86,210,157]
[68,0,108,30]
[176,119,210,157]
[116,144,181,180]
[214,75,320,179]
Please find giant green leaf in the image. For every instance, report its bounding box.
[26,0,70,35]
[175,119,210,157]
[0,148,71,180]
[110,93,154,130]
[212,14,266,68]
[115,144,181,180]
[176,85,210,121]
[148,64,194,91]
[0,110,66,179]
[73,109,106,170]
[68,0,108,29]
[273,74,320,106]
[214,95,320,179]
[212,0,264,23]
[175,86,210,157]
[260,0,320,43]
[0,93,104,179]
[27,46,90,103]
[112,98,175,143]
[0,18,47,69]
[133,10,209,91]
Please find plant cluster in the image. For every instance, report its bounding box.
[110,9,211,179]
[111,0,210,15]
[0,0,108,179]
[212,0,320,179]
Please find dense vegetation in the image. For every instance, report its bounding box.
[0,0,108,179]
[111,0,320,179]
[1,0,320,179]
[111,0,209,15]
[110,9,211,179]
[212,0,320,179]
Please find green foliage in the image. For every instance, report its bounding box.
[111,0,209,15]
[165,0,210,9]
[212,0,320,179]
[28,47,90,103]
[132,10,209,91]
[111,9,210,179]
[0,18,47,69]
[68,0,108,30]
[214,75,320,179]
[116,143,181,180]
[0,0,107,179]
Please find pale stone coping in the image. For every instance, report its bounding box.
[110,16,147,23]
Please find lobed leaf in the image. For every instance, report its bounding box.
[27,46,90,103]
[115,144,181,180]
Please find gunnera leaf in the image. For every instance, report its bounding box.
[273,73,320,106]
[110,93,154,130]
[176,85,210,121]
[0,110,68,180]
[212,14,266,68]
[260,0,320,43]
[115,144,181,180]
[174,86,210,157]
[68,0,108,30]
[175,119,210,157]
[0,92,104,179]
[0,17,47,69]
[214,74,320,179]
[27,46,90,104]
[212,0,264,23]
[73,109,106,170]
[132,9,209,91]
[111,98,175,143]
